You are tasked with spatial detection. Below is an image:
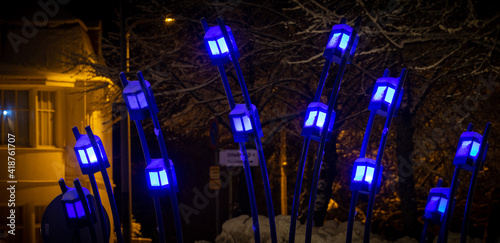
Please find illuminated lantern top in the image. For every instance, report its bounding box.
[453,131,485,172]
[423,187,451,224]
[61,188,96,227]
[349,158,383,194]
[73,127,110,175]
[122,79,156,121]
[145,158,178,196]
[203,25,240,65]
[229,104,263,143]
[301,102,335,142]
[368,77,403,117]
[323,23,359,65]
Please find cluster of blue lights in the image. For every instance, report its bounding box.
[304,110,327,128]
[372,86,396,104]
[75,136,106,165]
[457,140,481,157]
[233,114,253,132]
[149,168,169,187]
[326,33,350,50]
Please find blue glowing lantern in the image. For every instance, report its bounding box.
[203,25,240,65]
[323,23,359,65]
[229,104,263,143]
[73,128,110,175]
[122,80,156,121]
[452,131,485,172]
[61,188,96,227]
[301,102,335,142]
[146,159,178,196]
[349,158,383,194]
[423,187,451,224]
[368,77,403,117]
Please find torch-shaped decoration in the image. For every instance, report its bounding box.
[229,104,263,143]
[323,20,359,65]
[368,76,403,117]
[146,158,178,196]
[61,179,98,243]
[349,158,383,194]
[452,131,484,172]
[301,102,335,142]
[203,24,240,65]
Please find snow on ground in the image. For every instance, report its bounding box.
[212,215,481,243]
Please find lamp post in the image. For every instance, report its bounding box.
[288,17,359,243]
[201,18,262,243]
[438,122,491,243]
[61,179,98,243]
[303,17,361,243]
[345,69,405,243]
[119,72,183,243]
[72,127,112,243]
[362,69,406,243]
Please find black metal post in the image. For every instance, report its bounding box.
[439,123,474,242]
[73,179,98,243]
[85,126,124,243]
[460,122,492,243]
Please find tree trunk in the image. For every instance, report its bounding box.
[313,133,339,226]
[396,108,420,238]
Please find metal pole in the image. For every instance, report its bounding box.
[439,123,474,242]
[74,179,98,243]
[420,220,429,243]
[305,17,362,243]
[153,196,166,243]
[460,123,492,243]
[137,72,183,243]
[88,173,109,243]
[215,150,220,236]
[346,190,358,243]
[363,69,406,243]
[216,17,277,243]
[288,138,310,243]
[85,126,124,243]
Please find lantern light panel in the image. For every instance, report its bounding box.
[368,77,403,117]
[423,187,451,224]
[301,102,335,142]
[122,80,154,121]
[74,134,110,175]
[146,158,178,196]
[203,25,240,65]
[61,188,95,227]
[349,158,383,194]
[453,131,484,172]
[229,104,263,143]
[323,24,359,65]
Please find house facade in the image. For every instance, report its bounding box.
[0,14,116,243]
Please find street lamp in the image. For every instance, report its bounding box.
[424,187,451,224]
[368,76,403,117]
[73,130,110,175]
[349,158,383,193]
[122,80,157,121]
[146,158,178,196]
[301,102,335,141]
[203,25,240,65]
[452,131,484,172]
[62,188,95,227]
[229,104,263,143]
[61,179,98,243]
[323,22,359,65]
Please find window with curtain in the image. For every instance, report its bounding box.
[1,90,29,146]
